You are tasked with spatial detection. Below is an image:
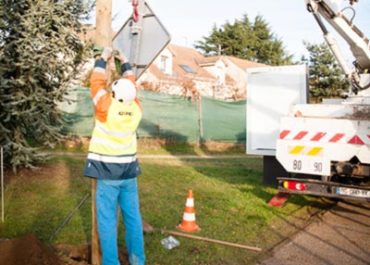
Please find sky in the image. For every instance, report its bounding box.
[110,0,370,61]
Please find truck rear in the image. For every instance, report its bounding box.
[276,100,370,201]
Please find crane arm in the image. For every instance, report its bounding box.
[305,0,370,92]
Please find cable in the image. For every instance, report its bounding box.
[48,193,90,243]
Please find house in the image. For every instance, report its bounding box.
[77,26,266,100]
[138,44,266,100]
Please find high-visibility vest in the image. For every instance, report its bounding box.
[84,59,143,179]
[89,98,142,156]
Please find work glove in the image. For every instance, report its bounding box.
[101,47,113,61]
[113,49,128,63]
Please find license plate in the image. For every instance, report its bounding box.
[336,187,370,198]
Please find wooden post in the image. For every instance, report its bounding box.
[1,147,4,223]
[92,1,112,264]
[91,180,100,265]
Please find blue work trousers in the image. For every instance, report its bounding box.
[96,178,145,265]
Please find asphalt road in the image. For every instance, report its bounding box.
[260,200,370,265]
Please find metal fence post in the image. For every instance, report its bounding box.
[197,96,204,144]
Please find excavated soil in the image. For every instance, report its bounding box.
[0,234,131,265]
[0,234,61,265]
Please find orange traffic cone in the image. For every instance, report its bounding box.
[177,190,200,233]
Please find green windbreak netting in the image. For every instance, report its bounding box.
[201,97,246,142]
[137,91,199,141]
[62,87,94,136]
[60,88,246,142]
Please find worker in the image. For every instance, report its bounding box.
[84,47,145,265]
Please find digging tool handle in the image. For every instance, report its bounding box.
[163,230,262,252]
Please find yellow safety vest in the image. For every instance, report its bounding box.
[89,98,142,157]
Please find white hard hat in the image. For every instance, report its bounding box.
[112,79,136,103]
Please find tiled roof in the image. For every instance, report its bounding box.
[146,44,268,84]
[225,56,266,69]
[167,44,216,80]
[198,55,266,69]
[198,56,221,66]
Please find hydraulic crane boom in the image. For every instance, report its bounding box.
[305,0,370,92]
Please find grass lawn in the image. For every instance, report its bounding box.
[0,143,331,265]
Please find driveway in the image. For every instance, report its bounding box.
[260,200,370,265]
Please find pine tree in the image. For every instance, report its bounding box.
[301,42,349,102]
[0,0,89,169]
[195,14,293,65]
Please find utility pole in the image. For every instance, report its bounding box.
[93,1,112,264]
[95,0,112,47]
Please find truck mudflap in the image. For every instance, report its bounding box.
[278,177,370,201]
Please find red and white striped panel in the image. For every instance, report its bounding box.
[279,130,370,145]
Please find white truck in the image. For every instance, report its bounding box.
[247,0,369,201]
[275,0,370,200]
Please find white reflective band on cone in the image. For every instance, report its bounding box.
[183,212,196,221]
[185,198,194,207]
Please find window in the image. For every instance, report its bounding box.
[179,64,196,74]
[160,55,168,72]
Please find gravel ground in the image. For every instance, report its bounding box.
[260,200,370,265]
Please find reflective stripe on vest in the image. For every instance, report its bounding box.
[95,123,136,138]
[90,137,136,151]
[89,99,142,156]
[93,89,108,105]
[93,67,106,73]
[123,70,134,77]
[87,153,137,163]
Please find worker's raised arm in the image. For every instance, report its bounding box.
[89,47,112,100]
[90,47,113,122]
[115,51,136,85]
